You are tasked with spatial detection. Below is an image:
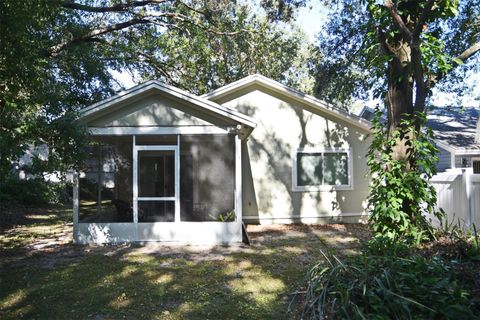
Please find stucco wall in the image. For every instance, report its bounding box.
[217,88,371,223]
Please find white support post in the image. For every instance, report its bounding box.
[133,136,138,224]
[174,135,180,223]
[235,136,242,223]
[73,172,79,243]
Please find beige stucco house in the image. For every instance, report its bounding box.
[74,75,371,244]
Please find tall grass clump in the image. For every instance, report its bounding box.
[302,241,480,320]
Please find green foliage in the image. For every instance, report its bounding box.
[209,210,236,222]
[303,247,479,320]
[0,0,313,188]
[366,110,443,244]
[310,0,479,105]
[0,176,71,206]
[0,0,114,180]
[128,3,313,95]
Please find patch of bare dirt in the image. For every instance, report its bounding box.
[1,206,371,270]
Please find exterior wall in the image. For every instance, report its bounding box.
[87,93,232,127]
[218,88,371,223]
[437,146,452,172]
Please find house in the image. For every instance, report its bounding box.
[354,105,480,173]
[73,75,372,244]
[427,107,480,173]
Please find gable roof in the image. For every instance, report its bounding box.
[428,107,480,153]
[80,80,257,129]
[202,74,372,132]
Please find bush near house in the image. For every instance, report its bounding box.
[303,234,480,319]
[0,175,70,207]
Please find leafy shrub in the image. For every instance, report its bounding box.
[303,247,479,319]
[0,175,71,206]
[367,110,444,244]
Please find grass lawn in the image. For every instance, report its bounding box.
[0,206,369,319]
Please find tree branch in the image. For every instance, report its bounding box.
[384,0,412,41]
[60,0,169,13]
[51,2,250,56]
[378,27,395,55]
[456,41,480,63]
[426,41,480,89]
[411,43,426,113]
[412,0,435,38]
[50,18,150,56]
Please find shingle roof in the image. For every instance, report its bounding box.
[427,107,480,151]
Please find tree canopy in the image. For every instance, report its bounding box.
[310,0,479,111]
[0,0,311,180]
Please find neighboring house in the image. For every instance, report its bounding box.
[427,107,480,173]
[354,105,480,174]
[74,74,372,244]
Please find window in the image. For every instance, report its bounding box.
[292,148,353,191]
[473,158,480,174]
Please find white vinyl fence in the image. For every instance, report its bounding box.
[431,168,480,230]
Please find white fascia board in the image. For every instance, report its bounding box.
[435,140,456,153]
[88,126,230,136]
[202,74,372,132]
[435,140,480,155]
[80,80,257,130]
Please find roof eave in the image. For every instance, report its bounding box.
[203,74,372,132]
[79,80,257,130]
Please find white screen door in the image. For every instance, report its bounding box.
[133,145,179,223]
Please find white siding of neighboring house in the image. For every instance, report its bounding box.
[436,146,452,172]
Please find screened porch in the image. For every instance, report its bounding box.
[73,133,242,244]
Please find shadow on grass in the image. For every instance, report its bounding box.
[0,209,369,320]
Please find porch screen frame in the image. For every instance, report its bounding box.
[133,136,180,223]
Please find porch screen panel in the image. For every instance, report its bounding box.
[180,135,235,221]
[79,136,133,223]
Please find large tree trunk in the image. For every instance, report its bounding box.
[387,41,413,133]
[386,41,417,219]
[387,41,414,167]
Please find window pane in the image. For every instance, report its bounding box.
[297,153,323,186]
[323,152,349,185]
[179,135,235,221]
[79,136,133,223]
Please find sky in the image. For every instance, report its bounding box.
[296,2,328,44]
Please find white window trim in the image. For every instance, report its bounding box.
[292,147,353,192]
